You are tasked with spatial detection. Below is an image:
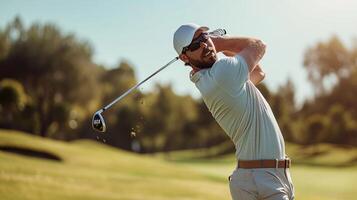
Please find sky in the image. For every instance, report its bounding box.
[1,0,357,104]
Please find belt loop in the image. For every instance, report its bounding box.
[275,159,278,168]
[260,160,264,168]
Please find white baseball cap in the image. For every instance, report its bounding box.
[173,23,209,55]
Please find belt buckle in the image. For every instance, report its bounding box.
[275,159,279,168]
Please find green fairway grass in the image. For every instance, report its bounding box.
[164,153,357,200]
[0,129,356,200]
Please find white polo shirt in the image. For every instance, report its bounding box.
[190,55,286,160]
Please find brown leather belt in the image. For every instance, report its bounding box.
[238,158,291,169]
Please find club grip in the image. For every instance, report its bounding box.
[208,29,227,36]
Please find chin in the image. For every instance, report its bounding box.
[200,60,216,69]
[190,55,217,69]
[206,55,217,64]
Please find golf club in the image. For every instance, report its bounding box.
[92,57,179,132]
[92,28,227,132]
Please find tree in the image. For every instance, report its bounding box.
[97,61,141,150]
[271,79,296,141]
[0,17,100,137]
[100,61,137,105]
[0,79,27,128]
[325,104,357,145]
[300,35,357,145]
[304,114,327,145]
[304,35,352,94]
[143,84,181,151]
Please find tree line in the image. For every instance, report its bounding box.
[0,17,356,153]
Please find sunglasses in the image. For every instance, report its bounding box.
[182,32,209,54]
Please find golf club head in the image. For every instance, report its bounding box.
[92,111,106,133]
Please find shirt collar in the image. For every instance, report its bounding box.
[189,56,222,83]
[190,70,202,83]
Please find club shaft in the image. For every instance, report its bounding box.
[102,57,179,111]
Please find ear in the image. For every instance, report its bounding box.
[179,54,189,64]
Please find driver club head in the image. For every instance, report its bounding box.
[92,111,106,133]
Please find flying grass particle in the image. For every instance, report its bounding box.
[130,131,136,137]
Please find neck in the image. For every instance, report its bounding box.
[191,66,201,74]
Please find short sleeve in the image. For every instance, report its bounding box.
[211,55,249,95]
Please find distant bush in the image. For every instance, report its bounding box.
[0,78,27,111]
[0,79,28,129]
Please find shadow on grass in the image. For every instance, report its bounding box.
[0,146,62,162]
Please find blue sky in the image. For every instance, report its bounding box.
[1,0,357,104]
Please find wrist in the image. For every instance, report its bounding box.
[210,36,225,52]
[222,51,236,57]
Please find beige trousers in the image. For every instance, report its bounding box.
[229,168,294,200]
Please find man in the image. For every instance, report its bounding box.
[173,23,294,200]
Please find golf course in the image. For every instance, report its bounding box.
[0,129,356,200]
[1,1,357,200]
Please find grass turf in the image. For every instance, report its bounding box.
[0,129,356,200]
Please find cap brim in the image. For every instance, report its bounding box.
[200,26,209,31]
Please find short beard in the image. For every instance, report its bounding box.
[187,48,217,69]
[187,57,214,69]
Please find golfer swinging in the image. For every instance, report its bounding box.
[173,23,294,200]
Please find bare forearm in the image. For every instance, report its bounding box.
[220,48,265,84]
[211,35,266,85]
[212,36,262,54]
[249,64,265,85]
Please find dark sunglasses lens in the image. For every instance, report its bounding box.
[189,43,201,51]
[189,38,206,51]
[184,33,209,53]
